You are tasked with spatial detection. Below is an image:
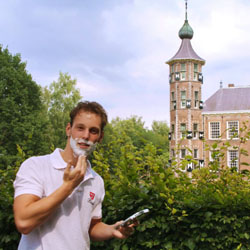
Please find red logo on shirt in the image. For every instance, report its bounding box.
[89,192,95,200]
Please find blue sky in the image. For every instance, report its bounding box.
[1,0,250,128]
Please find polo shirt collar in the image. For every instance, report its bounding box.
[50,148,94,181]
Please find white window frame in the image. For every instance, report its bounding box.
[193,72,198,81]
[180,123,186,139]
[180,91,186,108]
[209,122,221,139]
[194,91,199,108]
[193,123,198,139]
[180,63,186,81]
[180,72,186,80]
[227,121,239,139]
[194,63,198,72]
[228,150,239,168]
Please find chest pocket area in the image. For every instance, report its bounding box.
[75,181,100,211]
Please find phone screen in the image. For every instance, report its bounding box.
[120,208,149,227]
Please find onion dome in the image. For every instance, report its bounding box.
[179,20,193,39]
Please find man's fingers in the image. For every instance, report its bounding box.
[64,162,71,174]
[76,155,87,175]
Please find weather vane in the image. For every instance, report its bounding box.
[185,0,188,20]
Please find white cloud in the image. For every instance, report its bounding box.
[1,0,250,128]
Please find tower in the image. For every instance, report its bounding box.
[166,1,205,170]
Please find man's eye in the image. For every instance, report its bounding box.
[90,129,99,134]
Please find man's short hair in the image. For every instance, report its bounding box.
[70,101,108,132]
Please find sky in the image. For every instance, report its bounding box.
[1,0,250,128]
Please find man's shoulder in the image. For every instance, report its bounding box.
[23,152,52,164]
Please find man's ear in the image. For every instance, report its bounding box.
[66,123,72,137]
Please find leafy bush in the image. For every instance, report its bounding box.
[91,139,250,250]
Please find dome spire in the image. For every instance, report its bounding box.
[179,0,193,39]
[185,0,188,21]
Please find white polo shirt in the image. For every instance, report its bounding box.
[14,148,105,250]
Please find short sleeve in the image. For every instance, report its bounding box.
[14,157,44,198]
[91,176,105,219]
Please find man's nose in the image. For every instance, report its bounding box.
[81,129,90,140]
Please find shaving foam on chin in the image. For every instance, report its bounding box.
[70,136,97,157]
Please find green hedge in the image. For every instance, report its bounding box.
[91,143,250,250]
[1,143,250,249]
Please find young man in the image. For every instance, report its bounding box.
[13,101,135,250]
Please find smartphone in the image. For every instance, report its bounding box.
[119,208,149,227]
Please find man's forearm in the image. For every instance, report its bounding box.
[14,182,73,234]
[89,222,115,241]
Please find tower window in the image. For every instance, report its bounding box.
[181,72,186,80]
[180,123,186,138]
[180,63,186,80]
[171,91,175,101]
[171,124,175,139]
[227,121,239,139]
[180,149,186,159]
[181,63,186,71]
[194,63,198,72]
[194,149,198,159]
[194,91,199,108]
[180,91,186,108]
[209,122,220,139]
[171,92,175,110]
[193,123,198,139]
[171,64,175,73]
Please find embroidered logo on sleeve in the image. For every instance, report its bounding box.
[88,192,95,205]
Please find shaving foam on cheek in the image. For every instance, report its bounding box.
[70,136,97,157]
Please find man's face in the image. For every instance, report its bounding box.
[66,111,103,157]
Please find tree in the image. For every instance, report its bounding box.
[0,46,51,166]
[41,72,82,149]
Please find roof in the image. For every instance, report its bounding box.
[167,38,205,64]
[203,86,250,113]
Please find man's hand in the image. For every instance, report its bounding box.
[112,220,138,239]
[63,155,87,190]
